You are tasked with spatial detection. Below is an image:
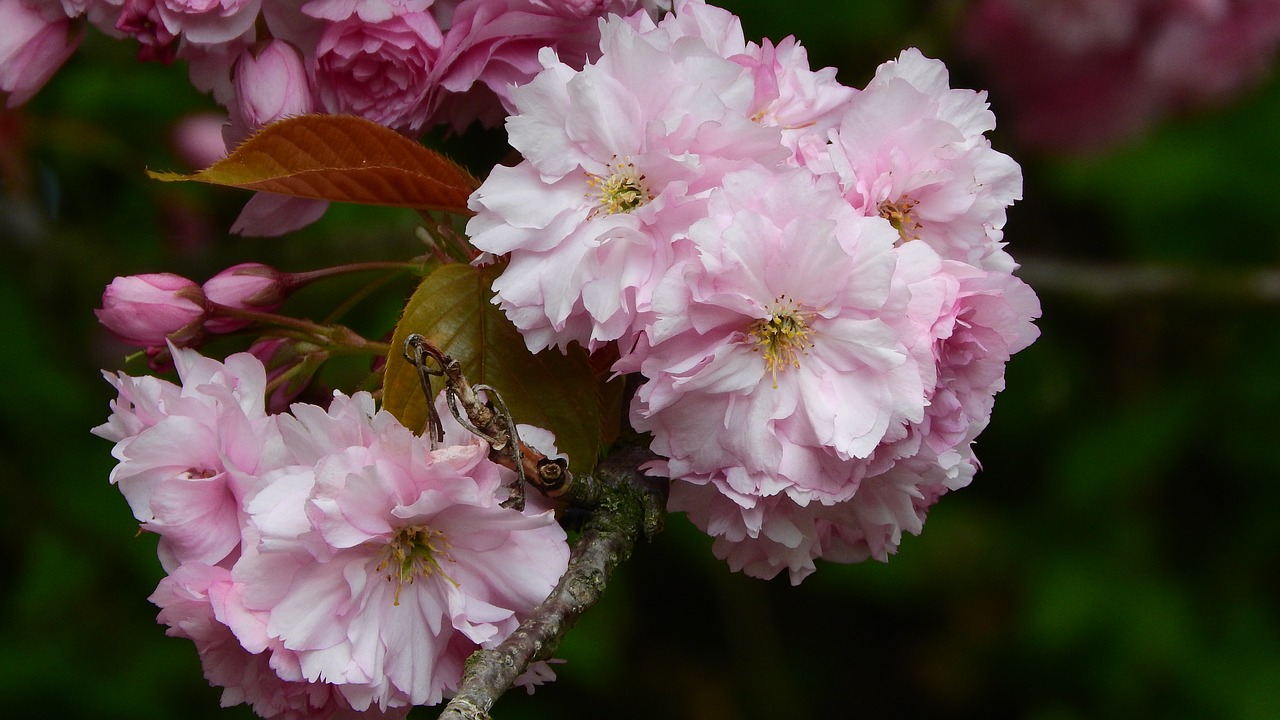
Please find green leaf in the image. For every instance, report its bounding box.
[384,263,606,473]
[148,114,478,213]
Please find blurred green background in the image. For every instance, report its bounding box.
[3,1,1279,718]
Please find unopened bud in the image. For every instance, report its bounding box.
[96,273,208,347]
[203,263,290,333]
[233,39,313,129]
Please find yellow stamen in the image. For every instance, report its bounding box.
[376,525,458,606]
[877,195,922,243]
[585,155,653,217]
[749,295,816,388]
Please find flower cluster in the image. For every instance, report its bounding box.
[468,0,1041,582]
[957,0,1280,152]
[93,347,570,717]
[8,0,671,233]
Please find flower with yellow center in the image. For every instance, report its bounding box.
[877,195,922,244]
[750,295,817,388]
[585,155,653,218]
[377,524,457,606]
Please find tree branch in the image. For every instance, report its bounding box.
[436,445,666,720]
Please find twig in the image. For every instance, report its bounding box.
[436,445,666,720]
[1017,256,1280,303]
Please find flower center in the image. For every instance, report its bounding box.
[749,295,816,388]
[377,525,457,606]
[877,195,922,243]
[585,156,652,217]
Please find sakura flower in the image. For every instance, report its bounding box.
[468,0,788,351]
[425,0,652,131]
[914,260,1041,456]
[0,0,82,107]
[303,0,434,23]
[819,438,979,565]
[312,8,443,132]
[154,0,262,45]
[234,390,569,709]
[733,35,855,163]
[152,563,406,720]
[819,48,1022,272]
[92,346,287,571]
[622,167,930,507]
[117,0,178,62]
[669,432,979,584]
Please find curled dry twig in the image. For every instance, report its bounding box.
[401,336,667,720]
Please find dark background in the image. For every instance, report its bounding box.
[3,1,1278,718]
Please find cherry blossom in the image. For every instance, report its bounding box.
[817,48,1023,272]
[467,0,795,351]
[93,347,286,571]
[0,0,82,107]
[234,390,569,709]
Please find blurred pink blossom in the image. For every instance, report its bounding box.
[230,192,331,237]
[0,0,82,107]
[171,112,228,170]
[959,0,1280,152]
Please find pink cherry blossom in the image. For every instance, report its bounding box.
[312,9,443,132]
[0,0,82,107]
[233,390,569,709]
[817,48,1023,272]
[172,112,229,170]
[622,167,929,507]
[92,347,286,571]
[733,35,855,163]
[154,0,262,45]
[467,0,789,351]
[424,0,651,130]
[303,0,434,23]
[230,193,331,238]
[96,273,209,347]
[669,434,979,584]
[915,260,1041,456]
[151,563,406,720]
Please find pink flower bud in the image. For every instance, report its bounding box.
[232,39,314,129]
[203,262,289,333]
[96,273,208,347]
[0,0,82,108]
